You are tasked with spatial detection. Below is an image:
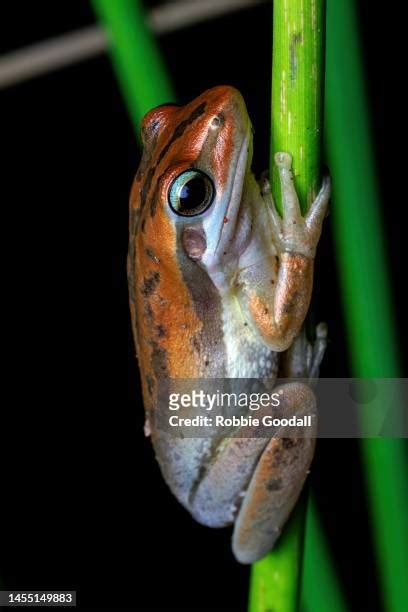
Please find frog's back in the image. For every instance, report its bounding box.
[127,86,256,404]
[128,83,279,429]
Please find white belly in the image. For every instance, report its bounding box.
[221,294,279,378]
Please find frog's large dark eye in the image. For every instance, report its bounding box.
[168,170,214,217]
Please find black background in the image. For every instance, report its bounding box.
[1,1,407,610]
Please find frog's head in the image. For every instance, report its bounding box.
[131,86,253,289]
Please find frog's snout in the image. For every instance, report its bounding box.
[210,114,224,129]
[204,85,249,135]
[182,227,207,260]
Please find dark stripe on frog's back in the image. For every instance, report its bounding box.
[127,206,140,306]
[155,102,207,169]
[139,102,207,218]
[176,226,226,377]
[128,103,207,337]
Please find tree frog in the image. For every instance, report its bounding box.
[128,86,330,564]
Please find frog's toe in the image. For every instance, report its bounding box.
[274,151,292,169]
[259,170,271,195]
[307,322,328,380]
[305,174,331,232]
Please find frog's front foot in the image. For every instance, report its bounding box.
[265,152,331,259]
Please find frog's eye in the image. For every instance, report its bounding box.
[168,170,214,217]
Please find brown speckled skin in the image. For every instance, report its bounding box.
[128,86,330,563]
[128,88,238,416]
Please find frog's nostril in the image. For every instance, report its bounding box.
[211,113,224,129]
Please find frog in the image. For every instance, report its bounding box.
[127,86,330,564]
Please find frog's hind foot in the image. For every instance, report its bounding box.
[280,322,328,383]
[259,170,272,196]
[308,322,328,380]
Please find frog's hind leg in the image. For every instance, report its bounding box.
[188,382,314,531]
[231,326,326,564]
[232,381,316,564]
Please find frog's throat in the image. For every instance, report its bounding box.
[213,128,252,256]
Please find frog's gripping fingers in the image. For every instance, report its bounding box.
[275,152,302,222]
[305,174,331,237]
[267,153,330,258]
[260,172,284,241]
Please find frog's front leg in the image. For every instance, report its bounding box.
[238,153,331,351]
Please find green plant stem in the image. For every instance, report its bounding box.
[249,497,307,612]
[270,0,325,214]
[302,498,349,612]
[250,2,330,612]
[325,2,408,610]
[91,0,174,134]
[269,1,324,609]
[91,2,349,610]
